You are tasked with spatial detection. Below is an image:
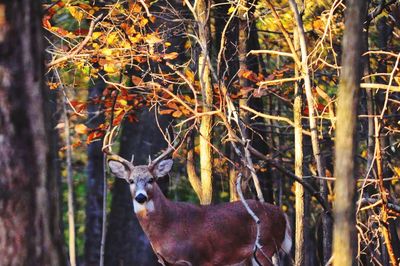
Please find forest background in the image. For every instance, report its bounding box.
[0,0,400,265]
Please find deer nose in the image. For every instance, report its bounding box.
[135,193,147,204]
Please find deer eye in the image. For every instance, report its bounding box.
[128,179,134,184]
[148,178,155,184]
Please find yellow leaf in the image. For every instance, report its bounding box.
[185,69,195,83]
[121,41,131,49]
[103,64,118,73]
[119,99,128,106]
[100,48,113,56]
[139,18,149,27]
[75,124,87,134]
[68,6,85,22]
[165,42,171,47]
[227,6,235,14]
[129,35,141,43]
[92,31,102,40]
[106,32,119,45]
[184,40,191,50]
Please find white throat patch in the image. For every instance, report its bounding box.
[133,199,155,214]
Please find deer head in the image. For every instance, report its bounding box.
[107,159,173,205]
[103,128,175,211]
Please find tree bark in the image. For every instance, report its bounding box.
[84,78,106,266]
[0,1,65,265]
[63,96,76,266]
[293,27,306,266]
[196,0,214,205]
[289,0,332,262]
[186,130,203,201]
[332,1,366,265]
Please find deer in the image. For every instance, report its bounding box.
[103,131,292,266]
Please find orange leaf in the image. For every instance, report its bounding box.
[172,110,182,118]
[159,109,174,115]
[164,52,179,60]
[166,102,179,110]
[132,75,143,86]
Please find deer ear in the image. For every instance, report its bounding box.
[152,159,173,178]
[108,160,129,179]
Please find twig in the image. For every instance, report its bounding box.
[263,0,302,68]
[258,76,303,87]
[100,89,119,266]
[218,111,331,214]
[236,173,264,266]
[358,198,400,214]
[239,105,312,136]
[247,50,294,58]
[47,14,103,68]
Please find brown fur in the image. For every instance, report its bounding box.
[109,160,288,266]
[138,184,286,266]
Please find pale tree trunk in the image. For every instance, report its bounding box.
[293,27,306,266]
[186,130,203,201]
[332,0,366,265]
[289,0,331,263]
[63,97,76,266]
[196,0,213,205]
[0,1,65,265]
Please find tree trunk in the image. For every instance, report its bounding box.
[0,1,65,265]
[104,110,170,266]
[85,78,106,266]
[332,0,366,265]
[196,0,214,205]
[293,27,306,266]
[289,0,332,262]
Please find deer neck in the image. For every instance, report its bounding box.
[135,183,172,231]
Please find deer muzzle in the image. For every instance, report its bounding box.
[135,192,148,204]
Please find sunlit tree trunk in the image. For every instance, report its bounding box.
[62,96,76,266]
[333,0,366,265]
[196,0,214,205]
[186,130,203,201]
[0,1,65,264]
[289,0,331,262]
[293,27,306,266]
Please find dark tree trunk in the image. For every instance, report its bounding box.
[0,1,65,265]
[84,78,106,266]
[247,22,274,203]
[104,110,170,266]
